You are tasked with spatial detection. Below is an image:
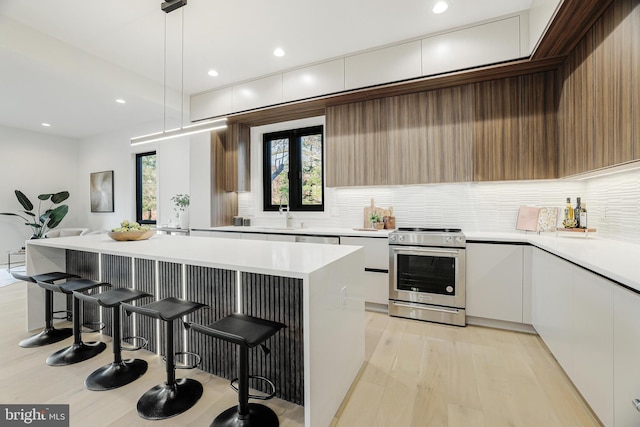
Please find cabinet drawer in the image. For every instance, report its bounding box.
[364,270,389,305]
[341,237,389,270]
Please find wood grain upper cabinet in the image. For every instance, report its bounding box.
[386,86,473,185]
[593,1,634,167]
[473,77,522,181]
[522,72,559,180]
[223,123,251,192]
[326,99,388,187]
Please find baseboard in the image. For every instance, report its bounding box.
[466,316,537,334]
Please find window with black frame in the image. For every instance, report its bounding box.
[262,125,324,212]
[135,151,157,224]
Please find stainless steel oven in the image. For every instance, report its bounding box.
[389,228,466,326]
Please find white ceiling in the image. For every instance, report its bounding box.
[0,0,534,140]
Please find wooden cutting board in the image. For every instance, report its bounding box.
[363,198,392,228]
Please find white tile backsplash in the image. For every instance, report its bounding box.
[237,168,640,244]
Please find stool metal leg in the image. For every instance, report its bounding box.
[85,305,148,390]
[212,346,280,427]
[136,319,203,420]
[46,295,106,366]
[19,289,72,348]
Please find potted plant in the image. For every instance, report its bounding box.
[171,194,190,229]
[369,212,383,230]
[1,190,70,238]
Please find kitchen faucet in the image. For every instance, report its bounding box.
[279,194,291,228]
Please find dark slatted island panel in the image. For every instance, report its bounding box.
[158,261,184,358]
[100,254,132,336]
[241,272,304,405]
[184,266,237,380]
[134,258,158,353]
[66,250,102,329]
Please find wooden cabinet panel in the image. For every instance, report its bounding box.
[559,28,596,176]
[223,123,250,192]
[473,77,522,181]
[386,93,428,184]
[522,72,559,179]
[426,86,474,182]
[593,1,634,168]
[326,100,388,187]
[633,1,640,160]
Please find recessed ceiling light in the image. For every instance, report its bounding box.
[273,47,285,57]
[208,69,219,77]
[41,123,51,127]
[116,99,126,104]
[432,1,448,14]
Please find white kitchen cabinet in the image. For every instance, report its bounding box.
[344,40,422,90]
[232,75,283,113]
[531,248,574,373]
[190,87,233,122]
[421,16,521,76]
[531,247,614,426]
[241,233,267,241]
[266,234,296,242]
[283,59,345,102]
[341,237,389,306]
[466,243,524,323]
[614,286,640,427]
[571,267,614,427]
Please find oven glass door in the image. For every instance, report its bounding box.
[396,252,456,295]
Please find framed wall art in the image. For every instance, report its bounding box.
[90,170,114,213]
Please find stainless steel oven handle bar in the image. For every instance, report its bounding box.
[392,301,461,314]
[391,247,462,256]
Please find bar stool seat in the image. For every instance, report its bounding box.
[74,287,153,390]
[15,271,80,348]
[122,297,207,420]
[188,313,286,427]
[43,278,110,366]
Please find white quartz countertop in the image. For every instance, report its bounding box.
[26,234,362,279]
[466,231,640,292]
[194,225,393,238]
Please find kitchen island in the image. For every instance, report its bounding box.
[25,234,365,427]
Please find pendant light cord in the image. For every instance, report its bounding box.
[163,14,167,133]
[181,8,184,129]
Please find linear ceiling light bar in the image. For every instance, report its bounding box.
[161,0,187,13]
[130,118,227,146]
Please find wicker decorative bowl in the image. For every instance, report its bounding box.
[107,229,155,241]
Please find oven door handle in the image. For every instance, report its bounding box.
[391,247,461,256]
[391,301,461,314]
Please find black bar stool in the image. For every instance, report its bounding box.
[122,297,207,420]
[73,287,153,390]
[187,313,286,427]
[13,271,80,348]
[41,278,110,366]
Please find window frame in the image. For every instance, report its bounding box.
[262,125,324,212]
[135,151,157,225]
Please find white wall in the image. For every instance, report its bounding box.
[0,125,82,255]
[528,0,562,53]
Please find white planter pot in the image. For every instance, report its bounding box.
[178,210,190,229]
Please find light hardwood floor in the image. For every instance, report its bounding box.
[0,281,601,427]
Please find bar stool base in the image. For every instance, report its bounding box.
[137,378,203,420]
[85,359,148,391]
[46,341,106,366]
[19,327,72,348]
[211,403,279,427]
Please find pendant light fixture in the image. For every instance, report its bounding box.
[131,0,227,146]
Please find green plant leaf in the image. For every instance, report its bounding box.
[15,190,33,211]
[0,212,21,217]
[46,205,68,229]
[38,194,53,201]
[21,211,36,217]
[51,191,70,204]
[26,222,42,229]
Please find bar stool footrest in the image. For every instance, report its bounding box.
[230,375,276,400]
[82,321,106,333]
[162,351,201,370]
[52,309,71,321]
[122,335,148,351]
